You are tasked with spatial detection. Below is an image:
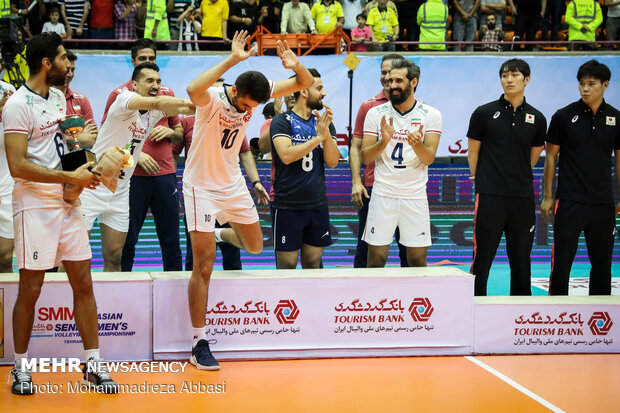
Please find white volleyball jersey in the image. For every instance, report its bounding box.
[363,100,442,199]
[184,83,274,191]
[2,85,68,212]
[0,81,16,196]
[93,90,164,190]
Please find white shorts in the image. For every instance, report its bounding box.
[14,206,92,270]
[184,181,258,233]
[0,193,13,239]
[80,185,129,232]
[362,193,432,247]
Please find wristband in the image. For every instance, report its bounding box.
[252,180,262,187]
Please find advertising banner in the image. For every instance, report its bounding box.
[0,273,152,364]
[474,296,620,354]
[153,267,475,360]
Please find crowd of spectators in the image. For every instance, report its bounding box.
[0,0,618,52]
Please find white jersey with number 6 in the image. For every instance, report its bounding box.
[184,83,274,191]
[92,90,164,190]
[363,100,442,199]
[2,85,68,212]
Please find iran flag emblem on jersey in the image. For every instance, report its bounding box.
[606,116,616,126]
[525,113,535,124]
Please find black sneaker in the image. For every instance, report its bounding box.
[82,358,119,394]
[9,367,34,395]
[190,339,220,371]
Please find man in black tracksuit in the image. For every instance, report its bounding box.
[541,60,620,295]
[467,59,547,296]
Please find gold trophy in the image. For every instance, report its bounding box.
[59,114,97,171]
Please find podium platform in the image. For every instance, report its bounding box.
[1,269,618,364]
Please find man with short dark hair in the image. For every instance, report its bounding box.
[361,58,442,268]
[270,68,340,269]
[99,39,185,274]
[350,53,409,268]
[467,59,547,296]
[541,60,619,295]
[3,32,116,395]
[81,62,194,272]
[185,31,313,370]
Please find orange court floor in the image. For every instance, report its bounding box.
[0,354,618,412]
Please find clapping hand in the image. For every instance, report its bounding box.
[407,124,424,148]
[380,115,395,141]
[314,105,333,140]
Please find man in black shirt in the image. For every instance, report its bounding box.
[467,59,547,296]
[228,0,259,38]
[258,0,283,34]
[269,68,340,269]
[541,60,620,296]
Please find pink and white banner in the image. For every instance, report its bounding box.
[0,273,152,364]
[474,297,620,354]
[153,268,475,360]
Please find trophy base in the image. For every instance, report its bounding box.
[60,149,97,171]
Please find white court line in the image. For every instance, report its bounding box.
[465,356,565,413]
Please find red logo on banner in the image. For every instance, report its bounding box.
[408,298,434,322]
[274,300,300,324]
[588,312,613,335]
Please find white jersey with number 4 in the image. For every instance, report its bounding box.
[184,83,274,191]
[92,90,164,190]
[2,85,68,212]
[0,80,17,197]
[363,100,442,199]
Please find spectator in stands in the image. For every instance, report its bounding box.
[541,0,564,42]
[351,13,372,50]
[417,0,448,50]
[90,0,115,48]
[59,0,90,43]
[228,0,259,39]
[452,0,480,51]
[311,0,344,34]
[479,0,506,30]
[168,0,194,46]
[136,0,147,37]
[363,0,399,17]
[42,7,68,39]
[258,0,283,34]
[114,0,139,46]
[197,0,229,50]
[55,50,98,149]
[281,0,317,35]
[176,3,201,50]
[367,0,399,51]
[565,0,602,48]
[607,0,620,44]
[11,0,45,38]
[341,0,363,37]
[480,13,505,50]
[145,0,171,41]
[507,0,544,51]
[392,0,419,50]
[105,39,183,272]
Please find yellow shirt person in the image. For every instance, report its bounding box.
[311,0,344,33]
[199,0,230,38]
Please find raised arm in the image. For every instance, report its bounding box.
[186,31,254,107]
[127,95,196,116]
[270,41,314,98]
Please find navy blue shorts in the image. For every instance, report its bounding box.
[270,206,332,252]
